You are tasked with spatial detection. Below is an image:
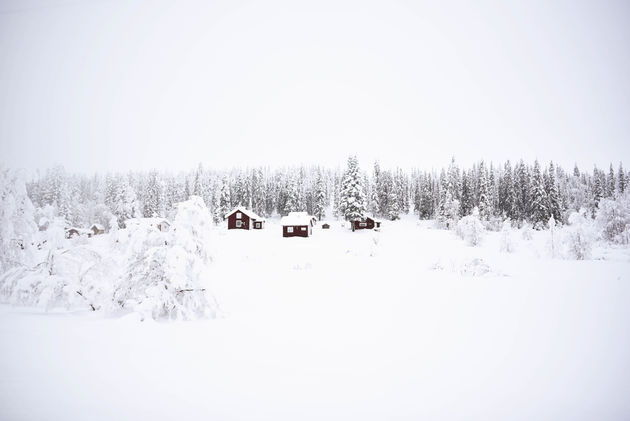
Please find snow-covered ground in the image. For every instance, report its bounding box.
[2,216,630,421]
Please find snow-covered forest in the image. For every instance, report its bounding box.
[20,158,630,230]
[1,157,629,321]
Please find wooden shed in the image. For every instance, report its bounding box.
[225,207,265,230]
[89,224,105,236]
[351,216,381,231]
[281,212,314,237]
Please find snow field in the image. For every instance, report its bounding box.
[1,216,630,420]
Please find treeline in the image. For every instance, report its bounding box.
[25,158,628,230]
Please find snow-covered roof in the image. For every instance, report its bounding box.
[281,212,313,226]
[224,206,265,222]
[90,223,105,230]
[125,218,170,228]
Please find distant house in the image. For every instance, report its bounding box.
[225,207,265,230]
[89,224,105,236]
[351,216,381,231]
[321,222,331,229]
[281,212,314,237]
[65,227,81,239]
[125,217,171,232]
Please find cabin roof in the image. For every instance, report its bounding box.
[224,206,265,222]
[281,212,313,226]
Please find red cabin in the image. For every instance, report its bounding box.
[281,212,314,237]
[225,207,266,230]
[351,216,381,231]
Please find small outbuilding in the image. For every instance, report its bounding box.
[281,212,314,237]
[225,206,266,230]
[321,222,331,229]
[89,224,105,237]
[351,216,381,231]
[124,218,171,232]
[65,227,81,239]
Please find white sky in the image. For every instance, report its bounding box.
[0,0,629,173]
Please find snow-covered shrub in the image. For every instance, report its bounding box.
[484,215,504,232]
[456,207,485,246]
[113,196,217,321]
[564,210,595,260]
[595,195,630,245]
[500,220,516,253]
[0,247,116,311]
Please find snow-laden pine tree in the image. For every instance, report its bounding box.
[218,177,231,219]
[313,170,326,221]
[284,172,300,215]
[618,162,626,195]
[143,171,163,217]
[0,168,37,273]
[339,156,367,221]
[530,160,548,227]
[460,171,474,216]
[514,160,530,222]
[477,161,491,220]
[606,164,615,198]
[546,162,562,223]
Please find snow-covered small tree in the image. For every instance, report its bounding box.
[564,210,595,260]
[595,194,630,244]
[113,196,218,321]
[456,207,485,246]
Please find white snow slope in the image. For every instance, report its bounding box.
[1,216,630,421]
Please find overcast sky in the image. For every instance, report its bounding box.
[0,0,629,173]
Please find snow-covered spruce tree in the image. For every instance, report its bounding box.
[339,156,367,221]
[0,168,37,273]
[460,171,474,216]
[546,162,562,224]
[143,171,163,217]
[500,219,516,253]
[113,196,217,321]
[618,162,626,195]
[606,164,615,198]
[477,161,491,220]
[314,170,326,221]
[284,172,300,215]
[530,160,548,228]
[514,160,531,223]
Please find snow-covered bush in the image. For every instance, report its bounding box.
[456,208,485,246]
[113,196,217,321]
[595,195,630,245]
[564,210,595,260]
[0,247,116,311]
[500,220,516,253]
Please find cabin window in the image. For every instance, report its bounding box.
[236,220,242,228]
[236,212,242,219]
[359,222,367,227]
[301,227,306,231]
[287,227,293,233]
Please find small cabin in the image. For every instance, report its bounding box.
[225,206,265,230]
[351,216,381,231]
[281,212,314,237]
[124,218,171,232]
[321,222,330,229]
[90,224,105,236]
[65,227,81,239]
